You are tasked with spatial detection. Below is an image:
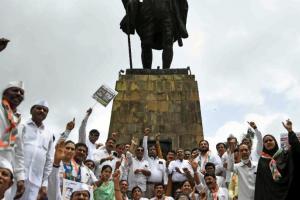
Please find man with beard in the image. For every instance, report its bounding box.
[0,81,25,200]
[150,183,174,200]
[196,140,222,175]
[204,173,229,200]
[79,108,101,160]
[18,100,54,200]
[142,128,168,198]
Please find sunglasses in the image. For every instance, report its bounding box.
[136,149,144,152]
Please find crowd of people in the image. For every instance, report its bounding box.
[0,80,300,200]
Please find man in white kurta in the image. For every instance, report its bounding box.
[18,100,54,200]
[0,81,25,200]
[142,128,168,198]
[78,108,101,161]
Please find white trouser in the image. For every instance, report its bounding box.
[18,180,40,200]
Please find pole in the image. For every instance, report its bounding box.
[126,2,133,69]
[127,34,133,69]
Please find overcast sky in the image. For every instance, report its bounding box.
[1,0,300,150]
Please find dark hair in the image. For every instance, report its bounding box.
[242,137,253,145]
[119,179,128,184]
[191,148,199,153]
[116,143,124,148]
[154,182,164,188]
[205,162,216,170]
[89,129,100,136]
[199,139,209,146]
[216,142,226,149]
[75,143,88,154]
[175,193,191,200]
[65,140,75,146]
[204,172,216,180]
[136,146,144,150]
[101,165,112,172]
[131,186,142,194]
[168,150,176,154]
[227,135,238,142]
[181,180,192,187]
[84,159,95,167]
[106,137,116,143]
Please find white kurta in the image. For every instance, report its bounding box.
[78,114,97,160]
[18,119,54,200]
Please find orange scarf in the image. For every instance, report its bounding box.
[0,99,20,148]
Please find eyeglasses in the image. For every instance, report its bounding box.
[136,149,144,152]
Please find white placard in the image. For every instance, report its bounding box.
[62,179,93,200]
[280,132,300,150]
[92,84,117,107]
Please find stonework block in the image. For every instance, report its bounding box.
[109,69,203,150]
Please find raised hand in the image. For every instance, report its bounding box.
[155,132,160,141]
[247,121,257,129]
[86,108,93,116]
[113,169,121,181]
[66,118,75,131]
[189,160,198,172]
[54,139,65,165]
[115,160,122,170]
[144,128,151,136]
[282,119,293,132]
[131,136,138,146]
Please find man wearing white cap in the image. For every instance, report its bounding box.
[70,184,90,200]
[18,100,54,200]
[0,158,14,200]
[0,81,25,199]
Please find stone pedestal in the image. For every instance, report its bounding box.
[108,68,203,150]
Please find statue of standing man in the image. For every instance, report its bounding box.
[121,0,189,69]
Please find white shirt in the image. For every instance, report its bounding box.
[168,159,194,182]
[143,136,168,184]
[78,114,97,160]
[195,151,222,174]
[233,161,257,200]
[127,156,150,192]
[20,119,54,187]
[150,197,174,200]
[250,129,263,162]
[93,147,118,176]
[207,187,229,200]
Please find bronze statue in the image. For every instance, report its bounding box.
[0,38,9,52]
[121,0,188,69]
